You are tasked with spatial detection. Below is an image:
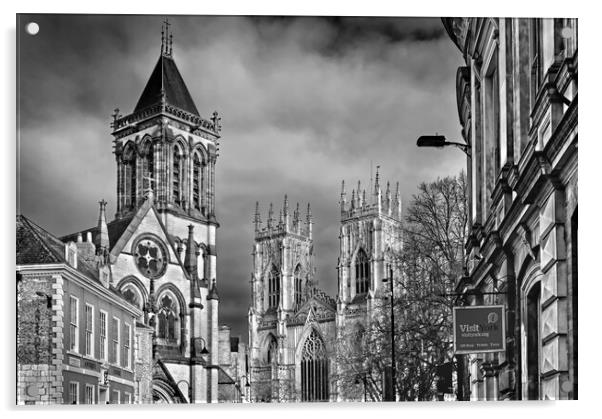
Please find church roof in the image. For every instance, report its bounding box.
[16,214,100,281]
[60,215,134,252]
[133,54,200,116]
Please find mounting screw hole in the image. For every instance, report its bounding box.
[26,22,39,35]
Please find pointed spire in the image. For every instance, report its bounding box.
[350,189,356,210]
[95,199,110,251]
[267,202,274,229]
[279,209,284,226]
[161,18,172,58]
[207,278,219,300]
[357,180,361,206]
[283,194,290,231]
[386,181,392,215]
[340,180,347,212]
[184,225,198,280]
[306,203,313,238]
[254,201,262,232]
[293,202,300,233]
[362,189,367,208]
[374,165,381,196]
[395,182,402,220]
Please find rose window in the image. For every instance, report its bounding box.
[134,237,167,279]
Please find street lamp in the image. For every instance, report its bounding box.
[382,264,396,401]
[416,135,470,156]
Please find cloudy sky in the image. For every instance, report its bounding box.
[17,14,464,339]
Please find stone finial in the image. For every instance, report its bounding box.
[374,165,381,195]
[207,279,219,300]
[340,180,347,212]
[267,202,274,229]
[306,203,313,238]
[254,201,262,232]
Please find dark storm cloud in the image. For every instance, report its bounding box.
[17,14,464,339]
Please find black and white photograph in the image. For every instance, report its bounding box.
[14,10,579,406]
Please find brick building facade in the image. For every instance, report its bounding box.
[17,215,145,405]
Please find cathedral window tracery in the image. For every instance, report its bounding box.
[193,154,201,211]
[122,145,137,210]
[301,329,329,402]
[355,248,370,295]
[268,266,280,309]
[294,264,303,307]
[143,143,154,194]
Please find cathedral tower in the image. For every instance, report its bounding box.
[337,167,403,313]
[248,197,319,401]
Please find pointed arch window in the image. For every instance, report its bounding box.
[143,143,154,195]
[157,295,178,342]
[355,249,370,295]
[294,265,303,307]
[172,146,182,205]
[301,330,329,402]
[268,266,280,309]
[193,154,201,211]
[122,286,141,309]
[122,146,136,210]
[266,336,278,365]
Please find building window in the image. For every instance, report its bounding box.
[122,146,137,210]
[85,384,95,404]
[355,249,370,295]
[301,330,329,402]
[157,295,178,342]
[268,266,280,309]
[125,392,132,404]
[193,154,201,211]
[112,317,120,365]
[112,390,121,404]
[172,147,182,204]
[483,50,500,211]
[85,304,94,357]
[526,282,541,400]
[69,296,79,352]
[294,265,303,307]
[69,382,79,405]
[124,323,131,369]
[143,144,154,195]
[99,310,107,361]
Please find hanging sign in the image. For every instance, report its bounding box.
[453,305,505,354]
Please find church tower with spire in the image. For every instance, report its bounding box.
[61,21,224,403]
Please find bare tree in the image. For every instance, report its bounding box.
[333,172,468,401]
[393,172,468,400]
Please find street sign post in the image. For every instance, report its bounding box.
[453,305,505,354]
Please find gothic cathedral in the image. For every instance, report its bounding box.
[248,169,403,401]
[62,24,224,403]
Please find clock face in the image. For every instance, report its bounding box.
[134,236,167,279]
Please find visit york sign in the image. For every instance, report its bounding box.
[453,305,505,354]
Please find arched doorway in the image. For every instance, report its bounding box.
[300,329,329,401]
